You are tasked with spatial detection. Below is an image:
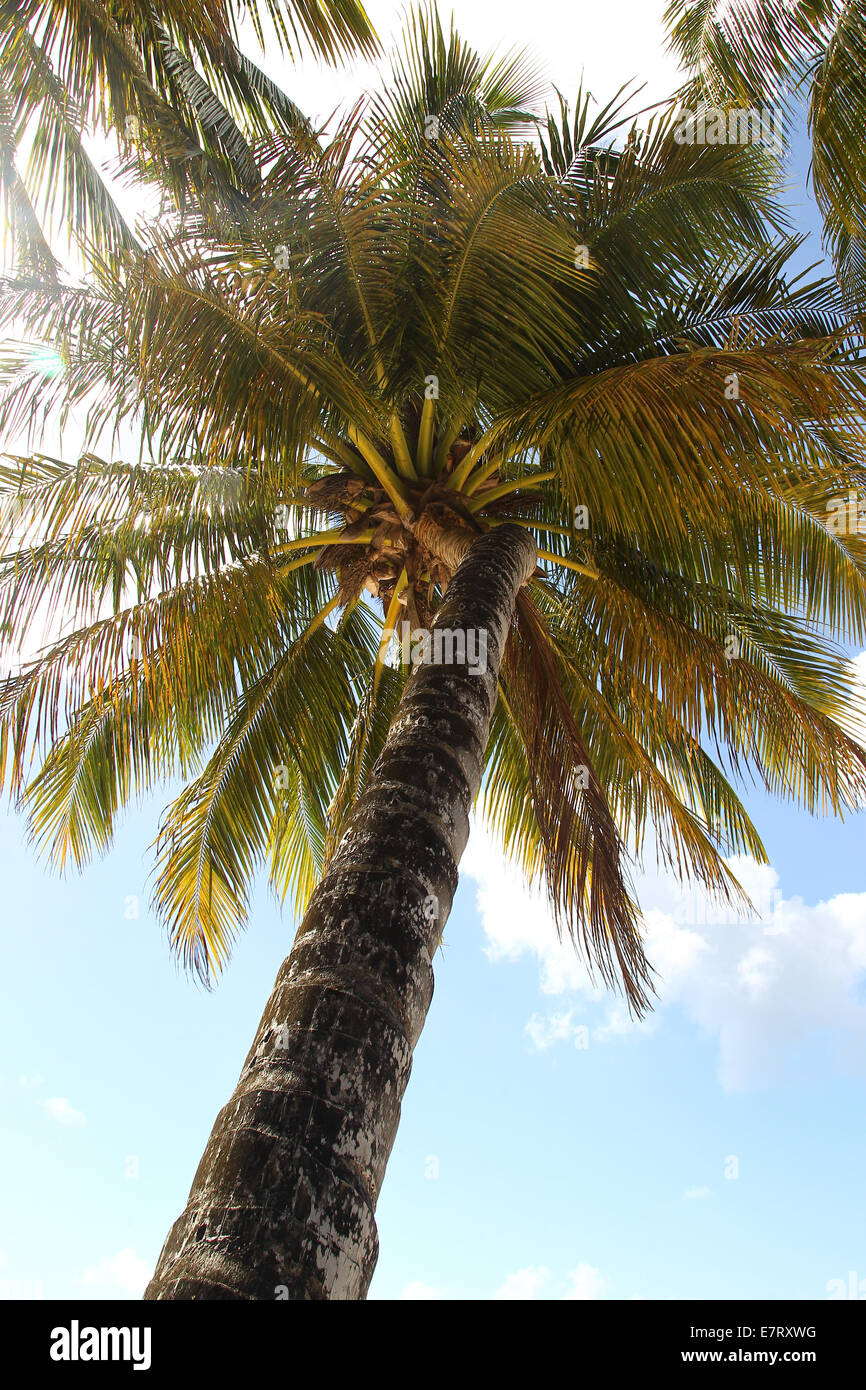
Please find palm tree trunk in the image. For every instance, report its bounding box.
[144,523,537,1300]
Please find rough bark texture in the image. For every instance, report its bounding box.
[144,523,537,1300]
[413,512,475,572]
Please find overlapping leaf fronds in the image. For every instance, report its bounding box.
[2,6,866,1013]
[0,0,377,263]
[495,589,653,1010]
[665,1,866,313]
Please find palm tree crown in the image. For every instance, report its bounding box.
[3,8,866,1016]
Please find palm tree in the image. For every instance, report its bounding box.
[3,7,866,1299]
[0,0,376,267]
[665,0,866,306]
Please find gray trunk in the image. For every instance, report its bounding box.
[144,523,537,1300]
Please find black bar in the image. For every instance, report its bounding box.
[2,1297,862,1375]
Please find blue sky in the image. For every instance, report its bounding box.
[2,2,866,1303]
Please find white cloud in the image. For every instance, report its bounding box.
[525,1009,580,1050]
[80,1249,151,1297]
[43,1096,86,1127]
[563,1263,609,1300]
[683,1186,713,1201]
[592,1001,659,1045]
[464,823,866,1091]
[397,1281,448,1300]
[492,1263,609,1299]
[18,1073,42,1090]
[493,1266,552,1300]
[463,831,597,995]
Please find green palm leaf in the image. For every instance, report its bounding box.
[5,5,866,1013]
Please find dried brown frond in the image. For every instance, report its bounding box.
[500,590,654,1014]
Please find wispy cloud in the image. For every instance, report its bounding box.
[397,1281,448,1300]
[464,821,866,1092]
[80,1249,151,1297]
[563,1262,609,1299]
[43,1096,86,1127]
[492,1263,609,1300]
[493,1266,551,1300]
[525,1010,581,1051]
